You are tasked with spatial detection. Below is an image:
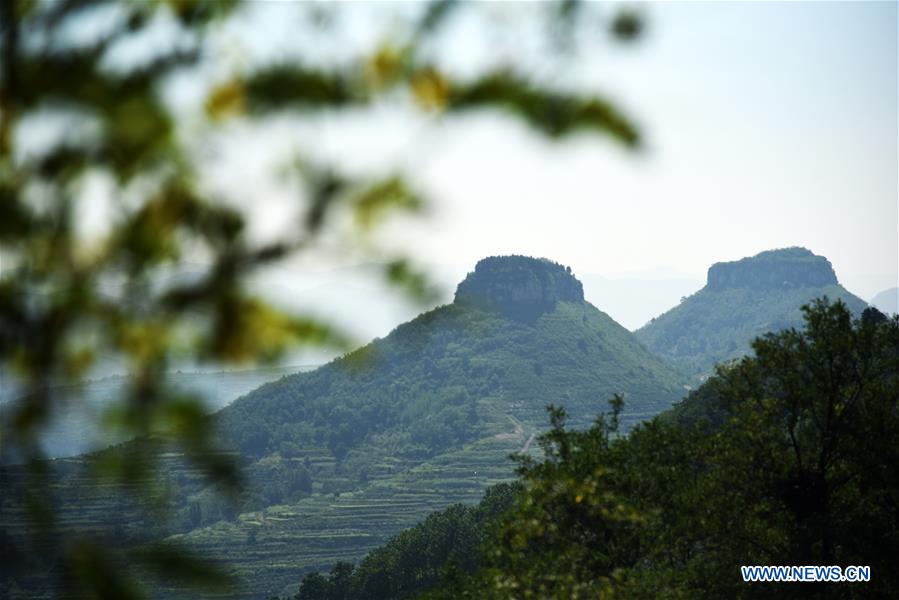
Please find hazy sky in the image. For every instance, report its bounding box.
[198,1,897,300]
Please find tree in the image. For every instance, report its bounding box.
[1,0,646,597]
[480,399,641,599]
[699,300,899,583]
[328,562,355,600]
[296,572,330,600]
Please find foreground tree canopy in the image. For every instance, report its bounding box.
[292,300,899,599]
[0,0,645,597]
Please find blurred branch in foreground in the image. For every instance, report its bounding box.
[0,0,644,597]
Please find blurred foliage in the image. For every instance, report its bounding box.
[0,0,644,597]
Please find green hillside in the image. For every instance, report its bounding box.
[635,247,867,378]
[168,256,687,597]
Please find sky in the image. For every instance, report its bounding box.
[406,1,898,299]
[194,1,897,303]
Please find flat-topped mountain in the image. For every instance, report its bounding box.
[219,255,686,462]
[192,255,688,596]
[636,247,867,378]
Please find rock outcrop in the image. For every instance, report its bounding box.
[706,247,838,291]
[454,255,584,320]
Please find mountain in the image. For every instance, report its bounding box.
[169,256,687,597]
[635,247,868,378]
[870,287,898,316]
[217,256,686,463]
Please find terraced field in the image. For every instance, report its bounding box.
[169,390,661,600]
[2,379,675,600]
[170,403,534,599]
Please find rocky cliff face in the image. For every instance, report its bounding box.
[454,255,584,320]
[706,247,838,291]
